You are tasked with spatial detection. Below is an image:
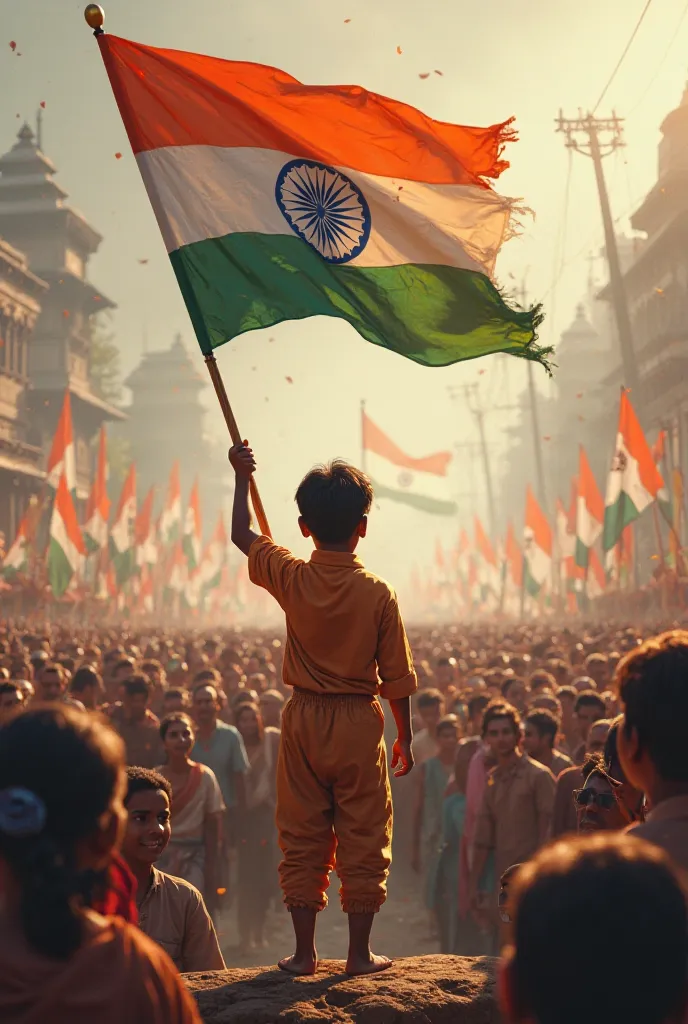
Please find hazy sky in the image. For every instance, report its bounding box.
[2,0,687,585]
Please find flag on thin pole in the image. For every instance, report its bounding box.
[182,479,202,571]
[653,430,674,527]
[587,547,607,601]
[84,426,110,553]
[48,474,86,598]
[110,464,137,586]
[198,513,228,593]
[136,486,157,569]
[1,510,32,579]
[523,486,553,596]
[94,32,548,371]
[46,390,77,494]
[362,412,457,515]
[603,389,663,552]
[505,521,523,589]
[575,447,604,570]
[159,462,182,547]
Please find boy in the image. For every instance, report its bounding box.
[229,444,417,976]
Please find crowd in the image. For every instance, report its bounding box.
[1,618,688,1022]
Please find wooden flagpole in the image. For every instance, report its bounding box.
[84,5,272,541]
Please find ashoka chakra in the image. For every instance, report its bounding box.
[275,159,371,264]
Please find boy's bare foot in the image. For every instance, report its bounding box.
[345,952,393,976]
[278,951,318,976]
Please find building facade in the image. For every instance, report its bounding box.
[0,123,124,509]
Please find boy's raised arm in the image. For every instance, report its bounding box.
[229,443,261,556]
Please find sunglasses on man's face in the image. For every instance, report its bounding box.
[574,788,617,810]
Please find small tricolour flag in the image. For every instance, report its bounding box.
[97,34,549,371]
[523,486,553,597]
[1,511,31,579]
[110,464,137,586]
[199,513,228,593]
[575,446,604,571]
[182,479,202,571]
[160,461,182,546]
[48,474,86,599]
[603,390,663,552]
[587,547,607,601]
[362,411,456,515]
[136,487,158,569]
[46,390,77,494]
[84,426,110,553]
[474,516,500,607]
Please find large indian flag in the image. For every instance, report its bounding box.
[603,390,663,551]
[97,35,548,369]
[48,474,86,599]
[362,411,456,515]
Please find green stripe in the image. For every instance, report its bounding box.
[109,538,136,587]
[369,477,457,516]
[574,537,589,570]
[170,232,549,370]
[523,564,541,598]
[602,492,639,552]
[48,537,74,599]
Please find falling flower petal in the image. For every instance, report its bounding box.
[216,887,227,895]
[9,41,16,50]
[344,17,351,22]
[434,70,443,76]
[115,152,122,160]
[62,310,70,318]
[285,376,293,384]
[138,258,149,264]
[576,392,583,398]
[478,369,485,375]
[419,72,430,79]
[396,46,402,54]
[40,101,46,109]
[543,436,551,441]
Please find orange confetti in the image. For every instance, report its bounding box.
[478,369,485,375]
[93,295,101,302]
[9,41,16,51]
[419,72,430,79]
[138,259,149,264]
[396,46,403,54]
[655,287,664,295]
[40,101,46,109]
[543,436,551,441]
[434,70,443,76]
[578,415,585,422]
[285,376,294,384]
[216,887,227,895]
[576,392,583,398]
[115,152,122,160]
[344,17,351,22]
[62,310,70,318]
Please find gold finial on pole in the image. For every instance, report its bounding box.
[84,4,105,35]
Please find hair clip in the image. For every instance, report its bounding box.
[0,787,47,838]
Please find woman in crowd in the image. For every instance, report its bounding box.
[234,701,280,951]
[155,712,225,911]
[0,706,201,1023]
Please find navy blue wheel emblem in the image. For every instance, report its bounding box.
[275,159,371,264]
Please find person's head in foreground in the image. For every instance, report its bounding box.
[616,630,688,806]
[295,460,373,551]
[0,705,126,958]
[121,768,172,883]
[500,834,688,1024]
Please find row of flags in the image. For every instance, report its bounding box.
[418,390,682,617]
[1,392,238,616]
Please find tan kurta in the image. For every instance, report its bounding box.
[628,795,688,873]
[137,867,225,972]
[474,754,555,878]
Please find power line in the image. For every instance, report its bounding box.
[544,150,573,348]
[627,0,688,117]
[592,0,654,113]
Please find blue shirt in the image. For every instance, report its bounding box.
[192,722,249,809]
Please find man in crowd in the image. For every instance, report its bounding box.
[36,661,85,710]
[411,688,445,764]
[120,767,225,971]
[69,665,105,711]
[571,690,606,764]
[500,834,688,1024]
[523,710,572,777]
[107,674,164,768]
[0,680,25,724]
[191,683,248,824]
[552,719,612,837]
[618,630,688,870]
[469,702,555,938]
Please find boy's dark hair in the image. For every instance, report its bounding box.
[617,630,688,782]
[0,681,23,699]
[122,674,152,699]
[482,700,521,738]
[160,711,194,741]
[468,693,490,720]
[507,834,688,1024]
[525,709,558,749]
[295,460,373,543]
[125,766,172,805]
[502,676,525,699]
[574,691,606,717]
[436,714,459,737]
[528,670,556,693]
[556,684,577,703]
[69,666,102,695]
[416,688,444,710]
[164,686,189,704]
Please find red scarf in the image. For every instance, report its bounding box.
[91,852,138,924]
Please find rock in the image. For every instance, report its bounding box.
[186,954,499,1023]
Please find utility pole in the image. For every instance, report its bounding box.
[521,283,548,510]
[450,384,497,538]
[555,110,640,402]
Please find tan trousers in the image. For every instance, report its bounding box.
[276,688,393,914]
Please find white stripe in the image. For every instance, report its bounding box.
[52,511,83,574]
[577,497,602,548]
[137,146,513,277]
[366,450,452,503]
[605,435,653,515]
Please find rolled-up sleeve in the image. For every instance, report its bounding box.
[248,536,302,608]
[376,591,418,700]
